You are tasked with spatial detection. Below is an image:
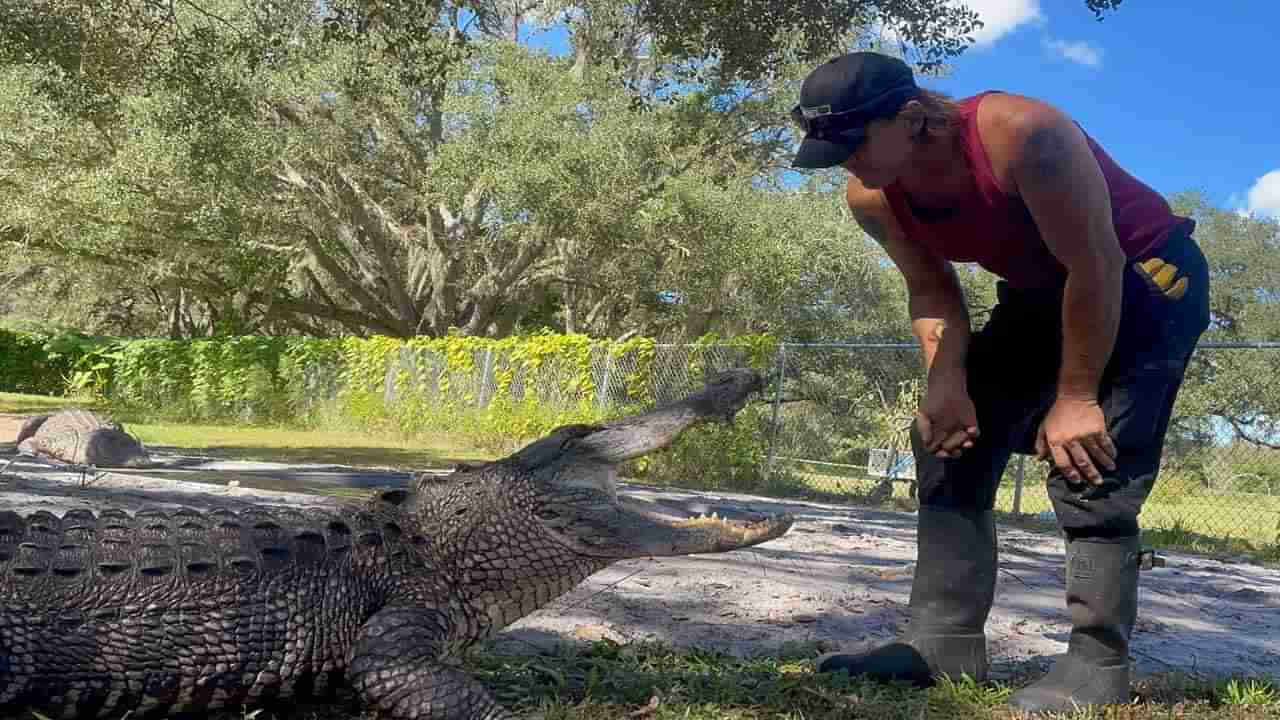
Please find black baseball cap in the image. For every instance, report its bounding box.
[790,52,920,169]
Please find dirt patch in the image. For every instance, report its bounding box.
[491,485,1280,682]
[3,454,1279,684]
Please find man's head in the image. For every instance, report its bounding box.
[790,52,929,189]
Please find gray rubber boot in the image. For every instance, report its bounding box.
[816,506,997,686]
[1008,536,1140,713]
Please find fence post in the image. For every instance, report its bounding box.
[597,350,613,412]
[1013,454,1025,516]
[478,348,494,408]
[383,348,398,407]
[764,342,788,481]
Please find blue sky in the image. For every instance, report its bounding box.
[521,3,1279,219]
[917,2,1279,218]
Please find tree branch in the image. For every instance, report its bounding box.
[270,295,403,336]
[333,168,417,333]
[300,227,403,331]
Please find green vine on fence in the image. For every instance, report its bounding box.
[0,328,782,486]
[1,328,771,432]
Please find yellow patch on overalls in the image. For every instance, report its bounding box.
[1135,257,1189,301]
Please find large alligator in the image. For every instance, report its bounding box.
[15,408,152,468]
[0,369,793,720]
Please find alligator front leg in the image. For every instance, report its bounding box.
[348,607,514,720]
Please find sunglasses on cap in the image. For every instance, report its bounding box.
[790,81,918,138]
[789,103,875,137]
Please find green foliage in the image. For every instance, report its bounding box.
[2,330,782,489]
[0,328,109,395]
[100,337,290,422]
[637,0,981,81]
[0,0,1033,343]
[630,403,775,491]
[328,331,778,463]
[1218,677,1280,706]
[0,329,62,394]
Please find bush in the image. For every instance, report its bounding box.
[0,328,109,395]
[2,329,780,481]
[626,403,775,492]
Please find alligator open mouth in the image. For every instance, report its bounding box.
[529,368,795,558]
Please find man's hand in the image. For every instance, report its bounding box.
[917,377,980,459]
[1036,395,1117,485]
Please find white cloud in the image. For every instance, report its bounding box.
[1042,37,1104,67]
[1246,170,1280,219]
[955,0,1046,47]
[1226,193,1251,218]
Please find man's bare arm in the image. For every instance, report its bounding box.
[847,191,970,382]
[1008,107,1124,400]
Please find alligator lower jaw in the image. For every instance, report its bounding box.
[577,498,794,558]
[664,511,795,552]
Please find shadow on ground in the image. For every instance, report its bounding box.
[141,443,483,471]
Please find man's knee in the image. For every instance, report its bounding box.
[1049,363,1186,541]
[911,421,1008,511]
[1045,446,1160,541]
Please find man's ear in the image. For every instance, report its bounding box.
[900,100,926,134]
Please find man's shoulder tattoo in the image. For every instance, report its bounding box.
[1019,121,1072,179]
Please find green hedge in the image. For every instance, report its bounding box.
[0,329,109,395]
[0,329,782,487]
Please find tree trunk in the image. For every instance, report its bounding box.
[167,288,184,339]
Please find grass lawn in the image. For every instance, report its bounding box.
[785,464,1280,566]
[0,391,100,416]
[458,643,1280,720]
[127,421,493,469]
[179,642,1280,720]
[0,392,494,470]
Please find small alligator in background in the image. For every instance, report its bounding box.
[0,369,793,719]
[14,408,152,468]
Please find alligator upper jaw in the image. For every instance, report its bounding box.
[567,368,764,464]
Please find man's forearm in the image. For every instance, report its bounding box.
[910,291,971,383]
[1057,258,1123,400]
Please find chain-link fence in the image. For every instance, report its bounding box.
[763,341,1280,555]
[369,343,761,413]
[300,339,1280,555]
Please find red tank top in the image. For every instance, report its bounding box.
[882,91,1194,290]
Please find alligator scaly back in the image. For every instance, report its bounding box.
[0,498,416,717]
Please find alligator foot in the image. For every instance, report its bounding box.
[348,607,515,720]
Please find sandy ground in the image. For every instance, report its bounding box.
[2,414,1279,684]
[0,416,26,446]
